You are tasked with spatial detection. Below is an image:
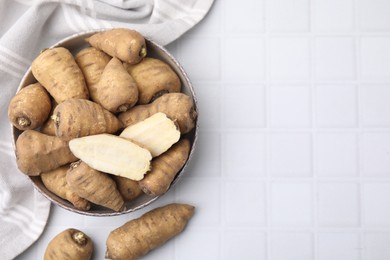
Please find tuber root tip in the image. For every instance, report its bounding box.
[17,117,31,127]
[139,46,147,58]
[72,231,87,246]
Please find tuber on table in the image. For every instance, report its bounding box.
[119,112,180,157]
[41,165,91,211]
[8,83,51,131]
[15,130,78,176]
[52,98,123,141]
[44,228,93,260]
[124,57,181,104]
[139,139,191,196]
[69,134,152,181]
[66,161,125,212]
[31,47,89,103]
[105,203,195,260]
[118,93,197,134]
[86,28,146,65]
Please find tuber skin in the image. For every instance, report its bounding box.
[40,99,58,136]
[75,47,111,87]
[52,98,123,141]
[112,176,142,202]
[8,83,51,131]
[15,130,78,176]
[92,57,138,113]
[44,228,94,260]
[66,161,125,212]
[118,93,197,134]
[86,28,146,65]
[124,57,181,104]
[105,203,195,260]
[31,47,89,103]
[41,165,91,211]
[139,139,191,196]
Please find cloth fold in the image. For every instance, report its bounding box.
[0,0,214,258]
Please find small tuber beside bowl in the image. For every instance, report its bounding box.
[11,29,198,216]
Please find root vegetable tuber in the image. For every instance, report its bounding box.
[75,47,111,87]
[86,28,146,65]
[92,57,138,113]
[118,93,197,134]
[8,83,51,131]
[15,130,77,176]
[67,161,125,212]
[31,47,89,103]
[124,57,181,104]
[105,203,195,260]
[52,98,122,141]
[112,176,142,202]
[41,165,91,211]
[139,139,191,196]
[69,134,152,181]
[119,112,180,157]
[44,228,93,260]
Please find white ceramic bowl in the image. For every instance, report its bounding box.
[12,29,198,216]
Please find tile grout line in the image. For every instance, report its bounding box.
[309,0,319,258]
[263,0,272,259]
[354,0,365,258]
[218,2,227,259]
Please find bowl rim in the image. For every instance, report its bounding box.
[11,28,199,216]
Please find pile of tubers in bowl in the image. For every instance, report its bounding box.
[8,28,198,214]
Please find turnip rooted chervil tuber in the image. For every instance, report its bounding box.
[105,203,195,260]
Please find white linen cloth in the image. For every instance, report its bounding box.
[0,0,214,259]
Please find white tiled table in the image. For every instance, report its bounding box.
[18,0,390,259]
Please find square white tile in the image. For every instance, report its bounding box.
[267,0,310,32]
[314,37,356,80]
[360,133,390,177]
[358,0,390,31]
[318,182,360,227]
[269,37,311,80]
[271,182,313,226]
[314,0,355,32]
[317,232,360,260]
[175,229,220,260]
[224,37,265,81]
[269,85,311,127]
[364,232,390,260]
[270,232,313,260]
[363,183,390,227]
[177,37,220,81]
[223,230,266,260]
[360,37,390,79]
[225,181,266,226]
[224,84,266,128]
[315,85,357,127]
[269,133,312,177]
[315,133,358,177]
[359,85,390,127]
[224,132,266,178]
[225,0,264,34]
